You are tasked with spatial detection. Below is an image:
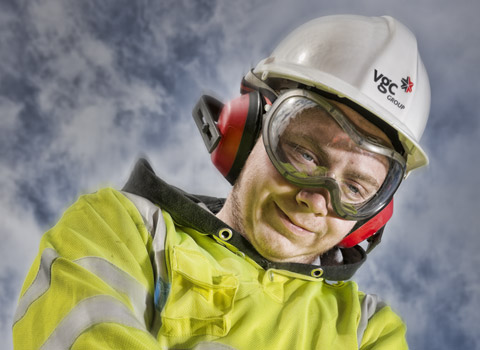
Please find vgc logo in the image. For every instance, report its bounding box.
[373,69,414,110]
[374,69,398,95]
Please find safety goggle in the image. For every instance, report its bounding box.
[262,89,406,220]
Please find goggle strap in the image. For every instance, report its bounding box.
[338,200,394,248]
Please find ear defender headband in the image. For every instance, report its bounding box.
[192,75,394,252]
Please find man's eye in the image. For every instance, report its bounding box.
[346,183,360,195]
[340,182,365,203]
[341,181,378,204]
[301,152,314,162]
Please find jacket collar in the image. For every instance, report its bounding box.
[122,158,366,281]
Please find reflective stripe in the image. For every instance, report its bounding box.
[75,256,153,325]
[122,191,169,335]
[122,191,168,284]
[122,191,168,281]
[40,295,147,350]
[121,191,166,239]
[357,294,386,347]
[13,248,59,325]
[193,342,238,349]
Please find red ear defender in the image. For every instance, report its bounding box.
[192,91,264,184]
[338,199,394,249]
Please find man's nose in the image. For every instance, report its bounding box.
[295,188,329,216]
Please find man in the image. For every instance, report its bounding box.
[13,15,430,349]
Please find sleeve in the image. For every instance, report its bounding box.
[358,294,409,350]
[12,188,163,350]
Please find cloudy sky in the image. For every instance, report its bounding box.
[1,0,479,349]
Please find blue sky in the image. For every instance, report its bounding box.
[1,0,480,349]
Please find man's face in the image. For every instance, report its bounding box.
[222,100,392,264]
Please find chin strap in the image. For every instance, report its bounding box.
[337,200,394,250]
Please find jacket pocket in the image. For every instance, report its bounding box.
[161,246,238,337]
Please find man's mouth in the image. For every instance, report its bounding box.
[274,203,316,237]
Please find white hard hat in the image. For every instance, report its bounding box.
[253,15,431,173]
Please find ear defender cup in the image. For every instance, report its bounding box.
[337,199,394,249]
[211,91,263,184]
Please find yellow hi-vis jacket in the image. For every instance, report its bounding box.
[13,161,408,349]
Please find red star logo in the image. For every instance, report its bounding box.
[401,76,414,93]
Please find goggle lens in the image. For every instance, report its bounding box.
[263,90,406,220]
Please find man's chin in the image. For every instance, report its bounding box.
[251,238,316,264]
